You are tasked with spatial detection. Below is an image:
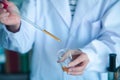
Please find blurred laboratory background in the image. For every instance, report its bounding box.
[0,0,31,80]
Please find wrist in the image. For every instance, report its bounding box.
[6,21,21,33]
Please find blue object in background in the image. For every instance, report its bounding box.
[0,47,5,72]
[0,48,5,63]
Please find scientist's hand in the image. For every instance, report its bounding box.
[0,0,20,32]
[59,50,89,75]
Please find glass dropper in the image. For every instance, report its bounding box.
[21,16,61,42]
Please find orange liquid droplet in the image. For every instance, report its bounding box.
[62,66,69,73]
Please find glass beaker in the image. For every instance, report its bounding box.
[57,49,72,73]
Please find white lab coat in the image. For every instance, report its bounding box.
[0,0,120,80]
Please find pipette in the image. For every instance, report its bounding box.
[0,0,61,42]
[21,16,61,42]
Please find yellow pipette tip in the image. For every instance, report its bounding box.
[42,29,61,42]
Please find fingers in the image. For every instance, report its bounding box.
[70,61,88,72]
[68,52,87,67]
[0,8,9,23]
[67,52,89,75]
[0,11,9,19]
[0,13,9,23]
[68,60,88,75]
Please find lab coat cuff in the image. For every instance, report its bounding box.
[79,40,109,72]
[80,48,97,70]
[1,19,30,38]
[2,23,22,37]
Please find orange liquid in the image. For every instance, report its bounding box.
[62,66,69,73]
[62,54,80,73]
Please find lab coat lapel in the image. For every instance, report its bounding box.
[66,0,91,48]
[70,0,89,34]
[50,0,72,27]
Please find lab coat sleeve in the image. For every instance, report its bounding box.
[0,0,37,53]
[81,1,120,72]
[0,19,36,53]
